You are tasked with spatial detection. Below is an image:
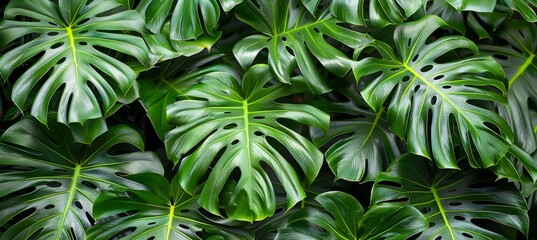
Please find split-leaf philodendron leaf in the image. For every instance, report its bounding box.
[165,64,329,222]
[0,0,149,125]
[372,154,529,239]
[0,118,164,240]
[354,15,512,169]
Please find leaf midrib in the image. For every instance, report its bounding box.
[54,164,81,240]
[431,186,455,240]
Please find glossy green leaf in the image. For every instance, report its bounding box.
[371,154,529,239]
[0,118,164,240]
[330,0,423,27]
[165,64,329,222]
[233,0,373,94]
[88,173,252,239]
[480,20,537,153]
[139,53,237,139]
[501,0,537,22]
[354,15,512,169]
[445,0,496,12]
[137,0,241,41]
[0,0,149,125]
[310,81,400,182]
[275,191,428,240]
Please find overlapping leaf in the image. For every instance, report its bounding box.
[371,154,529,239]
[480,20,537,153]
[275,191,428,240]
[310,81,400,182]
[354,15,512,169]
[138,53,237,139]
[0,118,163,240]
[233,0,372,94]
[502,0,537,22]
[330,0,422,27]
[137,0,241,40]
[88,173,252,239]
[0,0,149,125]
[165,64,329,222]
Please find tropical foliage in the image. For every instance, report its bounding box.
[1,0,537,239]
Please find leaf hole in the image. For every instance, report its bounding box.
[313,27,320,33]
[147,237,155,240]
[285,46,293,55]
[115,172,128,177]
[178,224,190,229]
[51,42,64,49]
[57,57,66,64]
[493,54,508,60]
[74,201,83,209]
[462,233,473,238]
[81,181,98,189]
[433,75,444,80]
[78,18,90,25]
[429,222,436,227]
[454,215,465,221]
[46,181,62,188]
[442,85,452,89]
[223,123,238,129]
[180,209,190,213]
[483,122,501,135]
[407,38,412,47]
[412,54,419,62]
[223,111,231,114]
[48,22,58,26]
[413,85,421,92]
[435,237,442,240]
[420,207,432,214]
[253,116,265,119]
[79,41,88,46]
[420,65,433,72]
[69,227,76,239]
[44,204,55,209]
[254,131,264,136]
[47,32,59,36]
[281,36,287,41]
[402,76,410,82]
[390,68,399,71]
[431,96,437,105]
[231,139,239,145]
[449,202,462,206]
[79,30,89,34]
[147,222,157,225]
[86,211,95,225]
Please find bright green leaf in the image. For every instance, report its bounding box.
[354,15,512,169]
[0,0,149,125]
[165,64,329,222]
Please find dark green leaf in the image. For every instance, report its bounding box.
[372,154,530,239]
[330,0,423,28]
[88,173,252,240]
[275,191,428,240]
[0,118,163,240]
[233,0,373,94]
[310,81,400,182]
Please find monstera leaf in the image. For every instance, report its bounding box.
[88,173,252,239]
[480,20,537,153]
[330,0,423,27]
[501,0,537,22]
[310,81,400,182]
[0,118,164,240]
[233,0,372,94]
[444,0,496,12]
[138,52,237,139]
[372,154,530,240]
[0,0,149,125]
[165,64,329,222]
[137,0,241,40]
[275,191,428,240]
[354,15,512,169]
